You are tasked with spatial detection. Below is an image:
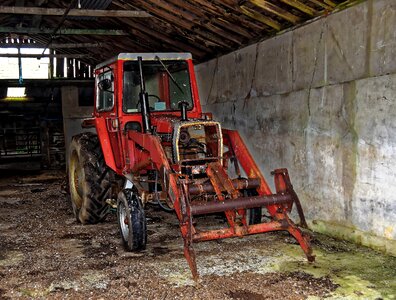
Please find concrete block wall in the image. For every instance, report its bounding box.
[195,0,396,255]
[61,86,95,167]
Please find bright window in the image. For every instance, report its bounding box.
[0,48,49,79]
[7,87,26,97]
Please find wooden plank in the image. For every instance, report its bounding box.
[324,0,337,8]
[120,18,209,58]
[248,0,301,24]
[201,0,266,32]
[0,79,94,87]
[0,6,151,18]
[0,27,128,35]
[118,0,233,49]
[240,5,282,30]
[48,49,54,79]
[167,0,254,39]
[66,58,74,78]
[0,53,87,59]
[279,0,317,16]
[144,0,244,45]
[55,57,65,78]
[209,0,270,31]
[306,0,334,10]
[0,42,104,48]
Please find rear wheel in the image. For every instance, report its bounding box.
[117,189,147,251]
[68,132,114,224]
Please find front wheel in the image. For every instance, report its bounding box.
[117,189,147,251]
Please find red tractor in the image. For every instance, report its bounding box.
[68,53,314,279]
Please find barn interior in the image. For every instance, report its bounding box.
[0,0,395,299]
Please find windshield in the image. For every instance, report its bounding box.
[123,60,193,113]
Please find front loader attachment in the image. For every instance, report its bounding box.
[127,128,314,280]
[177,129,314,279]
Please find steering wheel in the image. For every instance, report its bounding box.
[136,94,162,110]
[148,94,161,102]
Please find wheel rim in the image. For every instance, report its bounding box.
[118,200,130,242]
[70,150,83,209]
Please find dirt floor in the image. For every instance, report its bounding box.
[0,170,395,299]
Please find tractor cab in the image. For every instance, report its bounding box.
[93,53,219,176]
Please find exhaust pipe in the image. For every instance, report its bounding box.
[179,101,189,121]
[138,56,151,133]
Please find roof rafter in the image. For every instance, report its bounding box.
[0,27,128,35]
[248,0,302,24]
[0,6,151,18]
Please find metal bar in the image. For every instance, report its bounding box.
[17,47,22,84]
[0,27,128,35]
[188,178,260,195]
[41,0,79,56]
[190,194,293,215]
[193,221,285,242]
[0,6,151,18]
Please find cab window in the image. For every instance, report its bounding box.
[96,71,114,111]
[123,60,193,113]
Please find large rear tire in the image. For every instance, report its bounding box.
[68,132,112,224]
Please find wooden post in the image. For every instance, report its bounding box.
[66,58,73,78]
[48,49,54,79]
[55,56,64,78]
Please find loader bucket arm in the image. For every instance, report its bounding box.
[128,129,314,279]
[128,130,198,278]
[222,129,314,255]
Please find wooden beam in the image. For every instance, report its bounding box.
[240,5,282,31]
[0,79,94,87]
[0,53,87,59]
[117,0,232,49]
[279,0,317,16]
[55,56,65,78]
[120,18,208,57]
[0,27,128,35]
[167,0,253,39]
[195,0,265,32]
[248,0,301,24]
[0,6,151,18]
[48,49,54,79]
[142,0,243,45]
[50,42,104,48]
[306,0,334,10]
[324,0,337,8]
[0,43,45,48]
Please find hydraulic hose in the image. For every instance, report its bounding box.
[155,170,173,212]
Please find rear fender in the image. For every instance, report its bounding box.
[95,118,122,173]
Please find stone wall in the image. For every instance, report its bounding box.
[195,0,396,255]
[61,86,95,167]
